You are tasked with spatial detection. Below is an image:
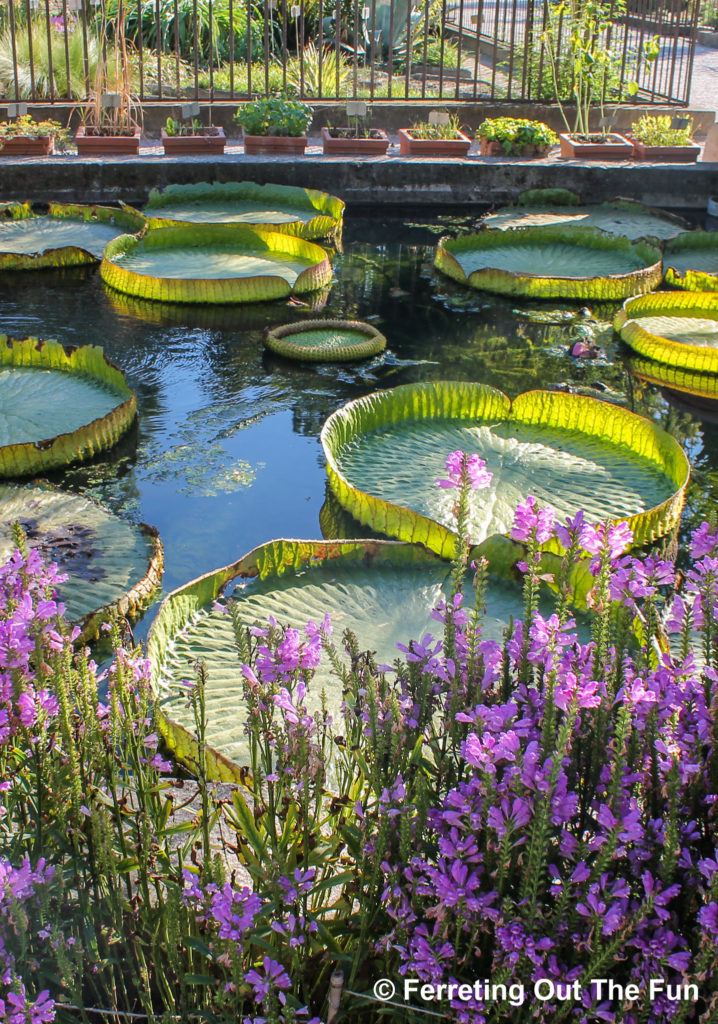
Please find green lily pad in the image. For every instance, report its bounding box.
[615,292,718,373]
[320,381,689,559]
[140,182,344,239]
[0,202,146,269]
[663,232,718,291]
[0,336,136,478]
[264,319,387,362]
[628,355,718,403]
[483,199,689,241]
[148,537,546,778]
[0,484,163,637]
[101,224,333,304]
[435,226,663,299]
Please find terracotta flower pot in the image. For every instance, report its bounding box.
[75,125,142,156]
[629,137,700,163]
[479,137,552,158]
[559,132,634,160]
[243,133,308,155]
[160,126,227,155]
[0,134,55,157]
[398,128,472,157]
[321,126,390,155]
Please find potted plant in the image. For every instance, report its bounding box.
[234,97,313,155]
[321,102,390,156]
[627,114,700,163]
[0,114,70,157]
[161,116,227,156]
[75,0,142,156]
[542,0,660,160]
[398,114,471,156]
[477,117,558,157]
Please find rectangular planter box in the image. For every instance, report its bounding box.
[479,137,551,158]
[559,132,634,160]
[160,126,227,155]
[243,133,308,155]
[321,126,390,155]
[0,134,55,156]
[398,128,472,157]
[629,138,701,163]
[75,125,142,156]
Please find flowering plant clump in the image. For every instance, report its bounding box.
[4,455,718,1022]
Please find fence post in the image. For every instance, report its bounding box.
[327,969,344,1024]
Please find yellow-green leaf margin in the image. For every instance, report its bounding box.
[264,318,387,362]
[147,538,445,782]
[434,225,663,299]
[663,232,718,291]
[628,355,718,403]
[100,223,333,305]
[0,201,147,270]
[615,292,718,373]
[320,381,689,559]
[0,336,137,478]
[139,181,345,239]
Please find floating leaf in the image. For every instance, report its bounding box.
[435,226,662,299]
[0,202,146,270]
[484,199,689,240]
[140,182,344,239]
[320,381,689,559]
[615,292,718,373]
[663,232,718,291]
[0,336,136,478]
[101,224,333,304]
[0,484,163,637]
[264,318,387,362]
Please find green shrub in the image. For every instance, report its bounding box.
[0,15,102,99]
[234,95,313,135]
[478,116,558,153]
[631,113,694,146]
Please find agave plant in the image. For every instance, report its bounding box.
[283,40,352,97]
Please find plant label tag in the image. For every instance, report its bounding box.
[428,111,450,126]
[671,115,690,129]
[101,93,122,108]
[181,102,201,119]
[290,4,301,16]
[5,103,28,118]
[346,101,368,117]
[471,14,479,23]
[362,6,370,16]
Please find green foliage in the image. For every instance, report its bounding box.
[233,95,313,136]
[283,41,353,98]
[0,15,102,99]
[420,36,460,68]
[198,60,287,94]
[408,112,464,139]
[631,113,694,146]
[701,0,718,26]
[478,116,558,153]
[0,114,70,148]
[164,115,205,136]
[103,0,265,64]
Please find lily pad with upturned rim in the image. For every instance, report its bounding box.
[0,202,147,270]
[663,232,718,292]
[435,226,663,299]
[628,355,718,404]
[482,198,690,241]
[100,223,333,304]
[614,292,718,373]
[147,536,560,779]
[0,336,137,478]
[0,484,163,637]
[320,381,689,560]
[139,182,344,239]
[263,318,387,362]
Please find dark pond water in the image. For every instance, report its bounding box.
[1,206,717,642]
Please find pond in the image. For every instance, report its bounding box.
[0,205,716,644]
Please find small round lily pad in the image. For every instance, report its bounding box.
[0,336,137,478]
[0,484,163,637]
[615,292,718,373]
[263,319,387,362]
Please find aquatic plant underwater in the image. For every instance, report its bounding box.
[2,453,718,1023]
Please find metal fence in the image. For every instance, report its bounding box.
[0,0,698,106]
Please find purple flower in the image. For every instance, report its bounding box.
[245,957,292,1004]
[510,496,554,544]
[436,451,492,490]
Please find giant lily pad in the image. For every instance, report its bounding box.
[0,336,136,478]
[628,355,718,405]
[264,318,387,362]
[320,381,689,559]
[0,485,163,637]
[148,537,551,779]
[483,198,689,241]
[101,224,333,304]
[663,232,718,291]
[0,202,146,270]
[139,182,344,239]
[435,226,663,299]
[615,292,718,373]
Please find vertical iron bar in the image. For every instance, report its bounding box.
[44,0,55,102]
[334,0,341,96]
[471,0,483,100]
[488,0,498,98]
[263,0,270,97]
[318,0,324,98]
[25,0,36,100]
[505,0,519,99]
[174,0,180,97]
[80,0,90,103]
[454,0,465,99]
[351,0,358,97]
[192,0,199,98]
[228,0,234,97]
[536,0,548,101]
[521,0,534,101]
[281,0,287,94]
[420,0,429,99]
[208,0,214,100]
[368,0,376,99]
[387,0,394,98]
[438,0,447,98]
[62,0,72,101]
[8,1,20,101]
[135,0,143,100]
[299,2,305,98]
